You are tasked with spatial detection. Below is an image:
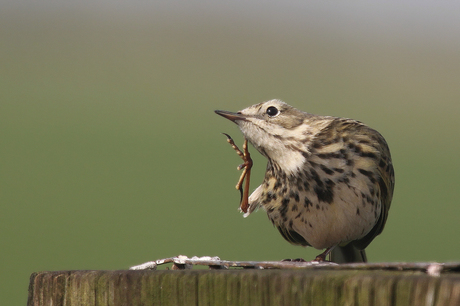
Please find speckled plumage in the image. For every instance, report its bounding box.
[216,100,394,263]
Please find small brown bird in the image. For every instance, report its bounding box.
[215,100,394,263]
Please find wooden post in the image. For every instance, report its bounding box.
[28,268,460,305]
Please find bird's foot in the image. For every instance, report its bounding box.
[314,245,337,262]
[222,133,253,213]
[281,258,307,262]
[314,254,329,262]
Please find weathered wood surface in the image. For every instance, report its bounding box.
[29,267,460,306]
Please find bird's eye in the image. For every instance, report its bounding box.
[266,106,279,117]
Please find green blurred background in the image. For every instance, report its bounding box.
[1,1,460,304]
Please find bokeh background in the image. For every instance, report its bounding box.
[2,1,460,304]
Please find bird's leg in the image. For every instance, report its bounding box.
[314,245,337,262]
[223,133,253,213]
[237,138,252,214]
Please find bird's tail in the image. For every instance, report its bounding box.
[330,244,367,263]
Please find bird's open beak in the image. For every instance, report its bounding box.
[214,110,247,123]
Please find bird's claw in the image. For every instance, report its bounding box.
[222,133,253,213]
[281,258,307,262]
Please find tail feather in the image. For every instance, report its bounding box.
[330,244,367,263]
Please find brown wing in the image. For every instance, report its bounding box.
[352,126,395,250]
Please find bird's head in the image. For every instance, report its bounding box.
[215,99,315,175]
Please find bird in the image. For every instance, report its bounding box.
[215,99,394,263]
